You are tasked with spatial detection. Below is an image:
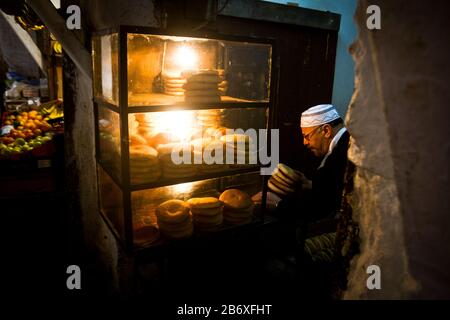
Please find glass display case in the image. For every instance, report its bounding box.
[92,27,275,251]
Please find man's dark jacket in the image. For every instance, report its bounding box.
[277,130,350,222]
[311,130,350,220]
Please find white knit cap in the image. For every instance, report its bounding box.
[300,104,341,128]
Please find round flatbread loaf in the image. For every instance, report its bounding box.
[185,90,220,97]
[191,206,223,217]
[187,197,222,209]
[129,145,158,158]
[156,199,191,224]
[267,179,291,196]
[219,189,253,210]
[183,82,218,90]
[277,163,302,182]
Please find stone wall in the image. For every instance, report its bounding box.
[345,0,450,299]
[62,0,160,294]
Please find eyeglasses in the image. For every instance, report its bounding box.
[302,125,323,142]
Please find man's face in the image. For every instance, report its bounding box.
[301,125,332,157]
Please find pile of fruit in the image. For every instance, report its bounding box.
[0,109,57,157]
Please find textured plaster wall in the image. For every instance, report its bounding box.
[345,0,450,299]
[68,0,159,294]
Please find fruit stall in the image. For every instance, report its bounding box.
[0,1,65,196]
[0,99,64,194]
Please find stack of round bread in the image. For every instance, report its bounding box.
[201,140,229,173]
[128,114,139,135]
[182,69,221,103]
[134,114,172,148]
[220,134,258,167]
[191,137,210,166]
[135,113,157,135]
[203,126,227,140]
[133,209,160,246]
[191,138,229,174]
[156,200,193,239]
[129,132,147,146]
[187,197,224,232]
[196,109,224,128]
[157,143,197,179]
[162,72,186,96]
[268,163,302,197]
[129,145,161,184]
[219,189,254,225]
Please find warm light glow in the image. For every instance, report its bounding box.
[171,182,193,194]
[151,111,196,142]
[173,45,198,70]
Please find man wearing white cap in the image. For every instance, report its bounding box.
[270,104,349,220]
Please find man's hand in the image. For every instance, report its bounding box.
[293,169,312,190]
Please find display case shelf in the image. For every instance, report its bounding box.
[133,213,273,254]
[97,159,262,191]
[95,96,269,113]
[130,165,262,191]
[92,26,275,252]
[127,93,267,108]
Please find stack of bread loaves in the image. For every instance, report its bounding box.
[129,145,161,184]
[268,163,302,197]
[187,197,224,232]
[135,113,157,137]
[182,69,222,103]
[220,134,257,167]
[156,200,193,239]
[191,138,229,174]
[162,71,186,96]
[134,113,172,148]
[128,114,139,135]
[133,205,160,246]
[219,189,254,225]
[157,142,197,179]
[196,109,224,129]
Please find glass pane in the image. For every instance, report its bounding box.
[98,105,121,181]
[98,165,124,239]
[131,171,262,247]
[127,33,271,106]
[92,34,119,105]
[128,107,267,185]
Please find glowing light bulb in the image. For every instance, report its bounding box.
[172,182,193,194]
[151,111,195,143]
[174,45,198,70]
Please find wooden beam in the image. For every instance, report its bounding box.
[27,0,92,80]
